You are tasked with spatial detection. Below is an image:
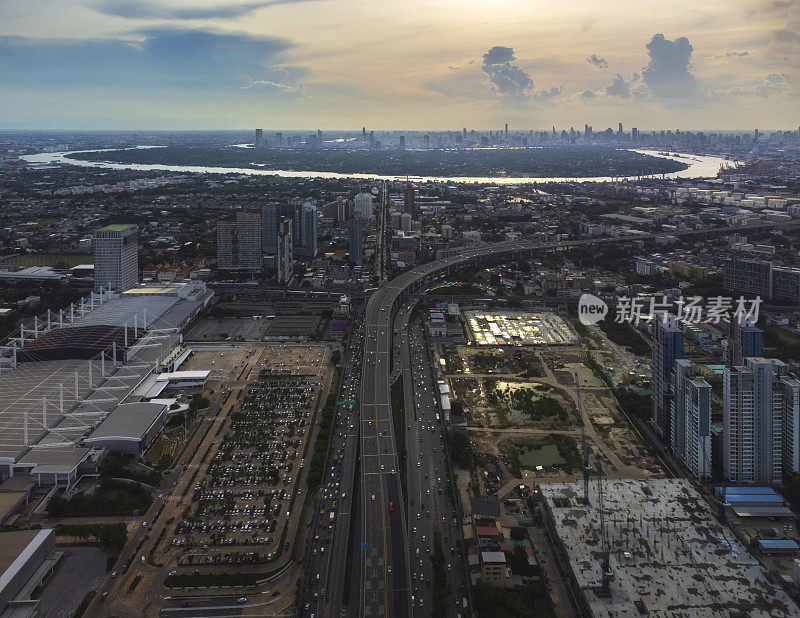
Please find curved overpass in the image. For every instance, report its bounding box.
[358,221,796,616]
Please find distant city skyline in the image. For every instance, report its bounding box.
[0,0,797,130]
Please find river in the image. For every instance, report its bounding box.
[20,146,733,185]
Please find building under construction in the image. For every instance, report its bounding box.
[539,478,800,617]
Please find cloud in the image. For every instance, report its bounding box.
[0,29,302,93]
[641,33,697,98]
[771,28,799,42]
[94,0,317,20]
[533,86,563,102]
[725,50,750,57]
[579,89,596,98]
[481,45,534,98]
[605,73,633,98]
[755,72,789,96]
[586,54,607,69]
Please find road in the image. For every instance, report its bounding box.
[399,310,468,614]
[301,316,364,617]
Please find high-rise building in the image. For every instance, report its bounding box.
[399,135,406,150]
[354,192,374,220]
[255,128,263,148]
[348,216,362,266]
[671,359,712,479]
[723,357,800,484]
[401,212,412,232]
[652,314,684,445]
[297,203,318,259]
[276,218,293,284]
[93,224,138,291]
[730,316,763,367]
[403,182,415,217]
[217,210,262,272]
[261,204,279,254]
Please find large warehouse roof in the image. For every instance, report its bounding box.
[84,402,167,442]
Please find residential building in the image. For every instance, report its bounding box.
[354,192,374,220]
[348,216,362,266]
[277,218,293,284]
[93,223,138,292]
[652,314,683,445]
[671,359,712,479]
[217,210,262,273]
[723,357,800,484]
[723,257,773,299]
[730,316,763,367]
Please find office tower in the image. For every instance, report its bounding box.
[369,131,375,148]
[652,314,684,445]
[632,127,638,142]
[730,316,763,367]
[401,212,412,232]
[255,129,263,148]
[362,126,366,137]
[217,210,262,272]
[671,359,712,479]
[424,134,430,148]
[297,203,318,259]
[275,132,283,147]
[504,123,508,138]
[276,218,293,283]
[348,216,363,266]
[93,224,138,291]
[354,192,374,220]
[724,357,800,484]
[399,135,405,150]
[403,182,415,217]
[618,122,623,134]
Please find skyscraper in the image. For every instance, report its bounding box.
[217,210,262,273]
[348,216,362,266]
[403,182,415,217]
[671,359,712,479]
[255,128,263,148]
[298,203,318,259]
[652,314,684,445]
[276,218,293,284]
[261,204,279,254]
[724,357,800,484]
[93,224,138,292]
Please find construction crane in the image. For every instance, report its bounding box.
[596,455,613,596]
[574,371,591,505]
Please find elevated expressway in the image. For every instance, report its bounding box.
[358,221,796,617]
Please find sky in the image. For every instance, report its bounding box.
[0,0,797,130]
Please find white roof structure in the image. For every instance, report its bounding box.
[84,402,167,442]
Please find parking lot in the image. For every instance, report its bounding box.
[169,344,330,567]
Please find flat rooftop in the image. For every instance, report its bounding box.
[540,478,800,617]
[464,311,579,346]
[84,402,167,441]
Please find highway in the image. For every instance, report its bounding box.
[301,318,364,617]
[353,220,800,617]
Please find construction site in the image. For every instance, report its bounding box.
[539,478,800,618]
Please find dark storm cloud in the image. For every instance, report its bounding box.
[641,33,697,98]
[0,28,301,91]
[95,0,316,20]
[586,54,607,69]
[605,73,633,98]
[481,46,534,97]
